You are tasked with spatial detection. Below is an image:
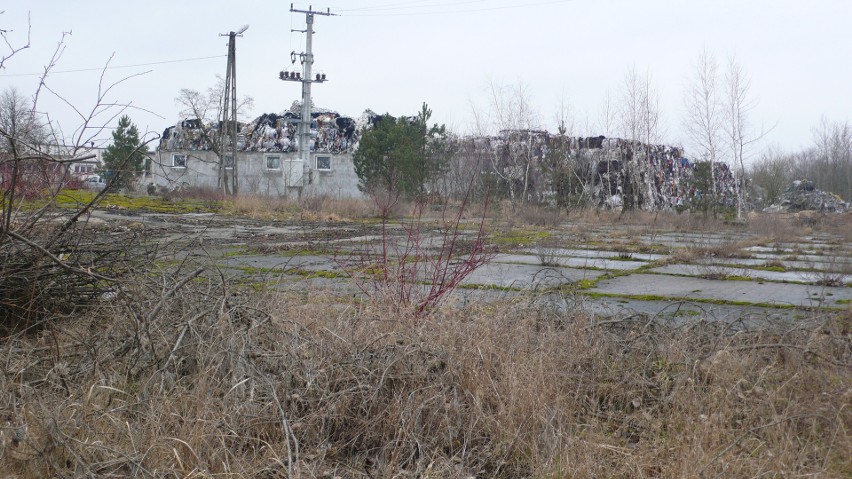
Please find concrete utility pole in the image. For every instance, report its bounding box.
[281,4,334,192]
[220,24,248,196]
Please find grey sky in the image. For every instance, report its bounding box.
[2,0,850,163]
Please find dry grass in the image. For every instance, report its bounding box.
[669,239,760,264]
[1,278,849,478]
[221,195,374,222]
[225,194,297,218]
[5,193,850,477]
[161,188,852,245]
[295,195,375,223]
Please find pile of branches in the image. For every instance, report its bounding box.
[0,207,151,333]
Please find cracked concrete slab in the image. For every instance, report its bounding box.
[461,263,604,289]
[591,273,852,308]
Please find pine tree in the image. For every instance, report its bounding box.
[353,103,447,199]
[102,115,147,190]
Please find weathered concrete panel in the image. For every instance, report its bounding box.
[146,149,363,199]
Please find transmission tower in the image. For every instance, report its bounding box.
[219,25,248,195]
[280,4,334,191]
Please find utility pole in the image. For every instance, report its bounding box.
[220,25,248,196]
[280,4,334,193]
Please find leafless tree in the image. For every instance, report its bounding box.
[683,50,723,207]
[621,67,662,145]
[596,90,616,138]
[723,56,769,220]
[0,11,31,70]
[174,78,253,195]
[750,145,794,206]
[811,117,852,200]
[548,97,593,208]
[619,67,663,209]
[0,86,46,153]
[473,80,542,208]
[0,27,157,328]
[788,117,852,201]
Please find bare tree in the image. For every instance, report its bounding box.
[596,90,616,138]
[174,78,253,195]
[790,117,852,201]
[723,56,769,220]
[0,87,53,204]
[683,50,723,208]
[472,80,544,208]
[0,11,31,70]
[750,145,793,206]
[811,117,852,200]
[0,86,46,152]
[547,97,593,208]
[0,27,157,328]
[619,67,663,209]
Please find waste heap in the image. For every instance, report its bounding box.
[764,180,848,213]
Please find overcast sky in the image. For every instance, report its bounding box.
[2,0,850,162]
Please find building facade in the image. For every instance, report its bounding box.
[147,107,366,198]
[147,148,361,199]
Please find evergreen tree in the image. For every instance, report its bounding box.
[354,103,447,199]
[102,115,147,190]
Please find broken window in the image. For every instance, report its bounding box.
[266,155,281,170]
[172,154,187,168]
[315,155,331,171]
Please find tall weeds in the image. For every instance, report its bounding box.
[337,186,495,317]
[1,280,849,478]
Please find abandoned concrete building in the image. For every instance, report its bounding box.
[149,105,366,198]
[151,104,742,211]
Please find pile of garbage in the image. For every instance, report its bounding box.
[160,101,365,154]
[764,180,848,213]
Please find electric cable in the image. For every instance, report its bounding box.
[339,0,574,16]
[337,0,489,13]
[0,54,227,77]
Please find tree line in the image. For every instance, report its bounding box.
[751,118,852,205]
[5,49,848,212]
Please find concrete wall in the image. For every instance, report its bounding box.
[147,149,363,199]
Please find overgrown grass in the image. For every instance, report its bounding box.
[3,191,852,477]
[1,280,849,478]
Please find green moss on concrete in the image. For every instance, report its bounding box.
[56,190,211,213]
[491,228,551,247]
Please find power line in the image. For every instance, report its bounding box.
[335,0,435,12]
[0,54,226,77]
[283,5,335,195]
[340,0,574,16]
[337,0,489,12]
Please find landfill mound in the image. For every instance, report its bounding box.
[765,179,848,213]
